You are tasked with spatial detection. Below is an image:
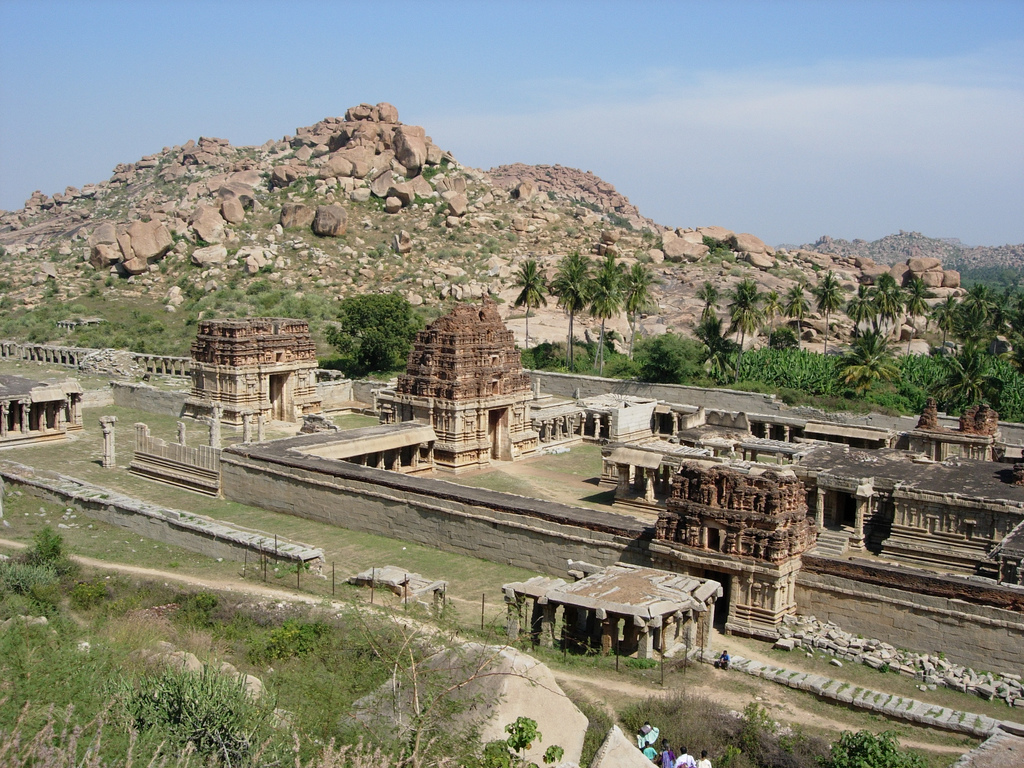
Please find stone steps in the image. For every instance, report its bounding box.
[810,527,852,558]
[699,652,1013,739]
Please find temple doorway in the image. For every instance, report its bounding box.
[269,373,290,421]
[488,407,511,461]
[703,569,731,631]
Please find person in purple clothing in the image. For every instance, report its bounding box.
[659,740,676,768]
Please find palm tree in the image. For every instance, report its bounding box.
[840,330,899,395]
[763,290,783,347]
[728,278,764,381]
[931,295,958,347]
[589,254,624,375]
[513,259,547,350]
[872,273,905,338]
[623,262,658,360]
[697,281,720,322]
[696,315,737,384]
[784,283,810,350]
[550,252,592,370]
[955,283,993,347]
[812,271,845,355]
[902,277,932,354]
[938,343,999,410]
[844,285,877,338]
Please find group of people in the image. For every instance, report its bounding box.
[636,722,713,768]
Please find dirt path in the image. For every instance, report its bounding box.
[551,666,969,755]
[0,537,971,756]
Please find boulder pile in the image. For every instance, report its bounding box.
[775,614,1024,707]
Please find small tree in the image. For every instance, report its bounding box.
[903,276,932,354]
[812,270,845,354]
[623,262,657,360]
[550,252,592,370]
[513,260,547,350]
[728,278,764,381]
[326,293,421,375]
[784,284,810,350]
[589,254,624,375]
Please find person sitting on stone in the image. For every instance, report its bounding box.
[713,649,730,669]
[674,745,697,768]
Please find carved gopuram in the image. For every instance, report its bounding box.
[651,461,816,639]
[183,318,321,427]
[378,300,537,473]
[0,375,83,446]
[908,398,1001,462]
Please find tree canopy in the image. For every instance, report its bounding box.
[326,293,421,375]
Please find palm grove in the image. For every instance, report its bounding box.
[327,254,1024,424]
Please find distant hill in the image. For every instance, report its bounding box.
[787,231,1024,285]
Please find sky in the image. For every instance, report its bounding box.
[1,1,1022,247]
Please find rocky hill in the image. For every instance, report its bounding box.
[0,102,975,357]
[795,232,1024,274]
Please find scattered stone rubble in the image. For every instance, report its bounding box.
[78,348,145,377]
[774,614,1024,707]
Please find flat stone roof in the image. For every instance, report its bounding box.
[504,563,722,619]
[798,445,1024,506]
[296,422,436,460]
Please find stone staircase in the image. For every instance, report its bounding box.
[811,526,854,558]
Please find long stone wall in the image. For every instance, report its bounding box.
[316,378,356,411]
[0,460,322,566]
[220,446,647,576]
[110,381,188,417]
[796,559,1024,676]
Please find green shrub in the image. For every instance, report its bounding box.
[116,665,273,764]
[249,619,330,663]
[0,559,59,598]
[25,525,77,578]
[176,591,218,627]
[70,579,110,610]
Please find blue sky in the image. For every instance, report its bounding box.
[1,1,1022,246]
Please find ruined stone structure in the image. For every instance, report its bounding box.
[183,318,321,427]
[378,300,537,472]
[795,445,1024,573]
[503,562,721,658]
[908,399,1000,461]
[0,375,83,446]
[652,461,816,639]
[129,422,221,496]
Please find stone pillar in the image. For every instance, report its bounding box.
[177,421,187,446]
[505,595,524,641]
[637,622,654,659]
[783,425,791,442]
[241,412,253,443]
[99,416,117,468]
[540,603,556,648]
[851,482,872,550]
[644,468,656,503]
[20,400,29,433]
[600,615,614,656]
[617,465,630,496]
[257,412,266,443]
[208,405,221,448]
[815,488,825,530]
[0,402,6,437]
[532,378,541,399]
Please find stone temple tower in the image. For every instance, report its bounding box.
[381,299,538,473]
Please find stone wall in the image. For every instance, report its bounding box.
[0,460,322,566]
[110,381,187,417]
[316,378,355,410]
[796,560,1024,675]
[220,447,645,576]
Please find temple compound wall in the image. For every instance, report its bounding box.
[652,461,817,639]
[183,318,321,427]
[378,300,537,472]
[0,375,83,446]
